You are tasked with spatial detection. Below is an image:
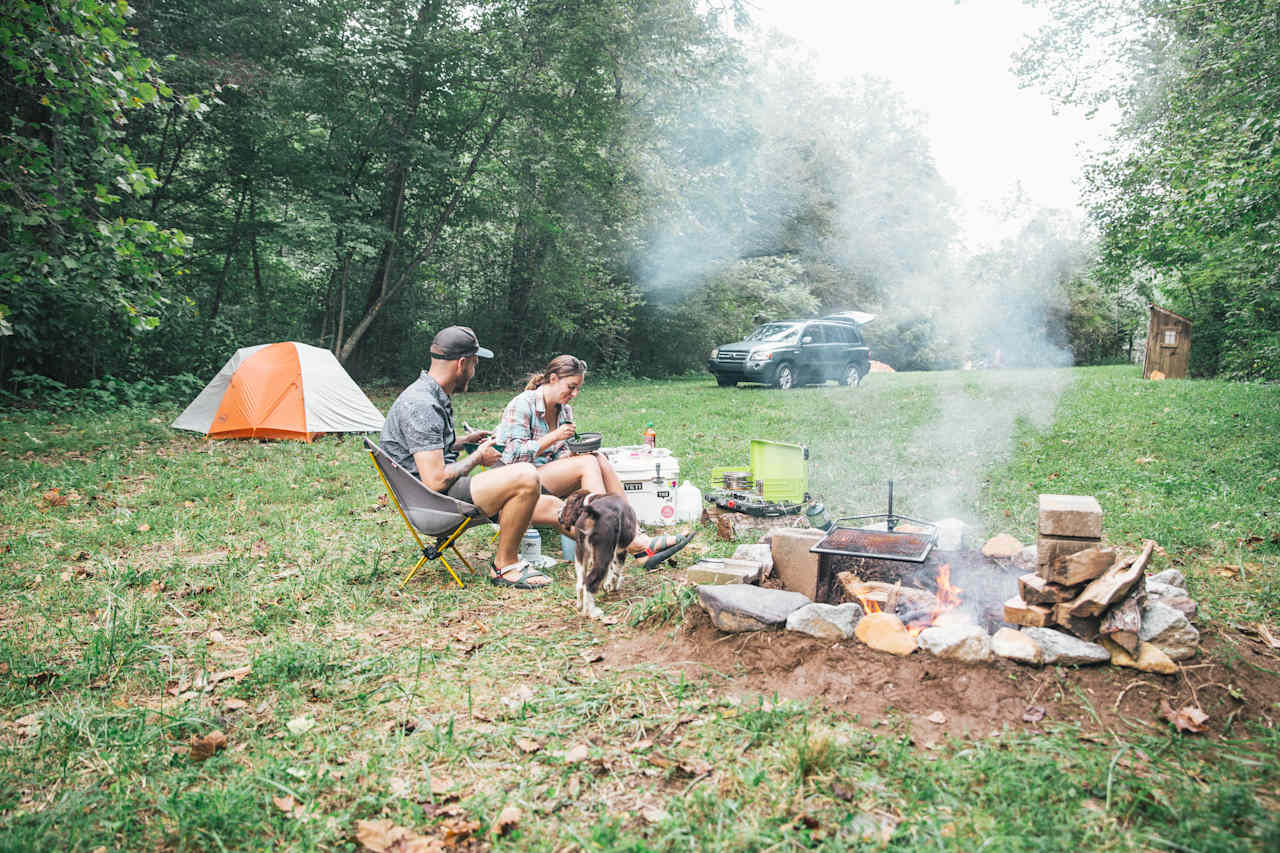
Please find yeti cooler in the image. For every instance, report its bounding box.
[602,446,681,526]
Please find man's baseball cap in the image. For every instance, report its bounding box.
[430,325,493,359]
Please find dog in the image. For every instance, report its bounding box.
[559,489,637,620]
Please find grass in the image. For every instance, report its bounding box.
[0,365,1276,850]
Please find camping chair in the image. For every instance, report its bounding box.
[364,437,493,588]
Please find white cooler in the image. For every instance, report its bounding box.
[603,446,680,526]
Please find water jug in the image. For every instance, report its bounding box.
[519,528,542,562]
[675,480,702,522]
[560,533,576,562]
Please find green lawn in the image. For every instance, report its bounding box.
[0,365,1276,850]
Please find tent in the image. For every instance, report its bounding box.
[172,342,384,441]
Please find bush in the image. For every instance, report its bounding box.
[0,371,205,413]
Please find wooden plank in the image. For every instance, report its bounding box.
[1065,541,1154,618]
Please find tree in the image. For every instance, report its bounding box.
[1,0,190,386]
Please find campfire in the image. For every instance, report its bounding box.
[695,490,1203,671]
[844,561,964,636]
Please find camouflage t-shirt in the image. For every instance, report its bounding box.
[380,371,456,476]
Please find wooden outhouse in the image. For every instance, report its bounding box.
[1143,304,1192,379]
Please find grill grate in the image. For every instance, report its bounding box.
[810,522,937,563]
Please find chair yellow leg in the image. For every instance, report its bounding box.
[401,554,429,588]
[451,546,477,576]
[437,553,466,589]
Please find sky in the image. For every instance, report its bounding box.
[749,0,1111,249]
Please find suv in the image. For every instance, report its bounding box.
[707,313,873,389]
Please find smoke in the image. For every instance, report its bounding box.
[627,25,1091,526]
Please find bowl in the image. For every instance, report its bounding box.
[565,432,602,454]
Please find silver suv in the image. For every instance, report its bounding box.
[707,313,873,389]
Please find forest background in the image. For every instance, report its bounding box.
[2,0,1277,400]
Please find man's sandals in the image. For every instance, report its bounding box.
[638,530,697,570]
[488,559,551,589]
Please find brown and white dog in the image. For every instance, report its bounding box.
[559,489,637,620]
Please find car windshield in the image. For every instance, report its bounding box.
[745,323,799,343]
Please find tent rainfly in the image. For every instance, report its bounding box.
[172,342,384,441]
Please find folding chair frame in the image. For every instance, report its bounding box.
[368,446,479,589]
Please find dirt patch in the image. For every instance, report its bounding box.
[601,609,1280,745]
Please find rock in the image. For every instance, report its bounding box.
[686,559,761,585]
[769,528,826,600]
[1154,595,1197,620]
[732,543,774,578]
[1147,580,1188,599]
[854,612,917,656]
[991,627,1043,664]
[1011,545,1039,572]
[1038,494,1103,539]
[1022,627,1111,666]
[785,602,863,640]
[1139,602,1199,661]
[697,585,811,633]
[1149,568,1185,588]
[1004,595,1053,627]
[1103,639,1178,674]
[1018,573,1078,605]
[917,624,992,663]
[982,533,1024,558]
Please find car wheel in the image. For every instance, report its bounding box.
[773,362,795,390]
[716,376,737,387]
[841,362,861,387]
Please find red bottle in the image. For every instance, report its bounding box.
[643,422,656,449]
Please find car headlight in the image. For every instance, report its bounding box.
[710,348,718,359]
[750,349,774,361]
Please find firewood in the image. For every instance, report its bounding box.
[1100,587,1144,656]
[1066,542,1153,618]
[1004,595,1053,628]
[1052,602,1103,641]
[1044,546,1117,586]
[1018,573,1079,605]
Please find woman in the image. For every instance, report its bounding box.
[495,355,695,568]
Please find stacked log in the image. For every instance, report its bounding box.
[1003,494,1198,666]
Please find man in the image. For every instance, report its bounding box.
[381,326,549,588]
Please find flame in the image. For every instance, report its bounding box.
[931,562,963,621]
[857,594,881,614]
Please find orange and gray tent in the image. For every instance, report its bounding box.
[172,342,384,441]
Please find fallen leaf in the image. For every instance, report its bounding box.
[564,744,589,764]
[136,523,151,533]
[1256,623,1280,649]
[440,817,480,844]
[251,539,268,557]
[189,729,228,761]
[208,630,227,643]
[388,777,412,798]
[223,698,248,711]
[1213,565,1240,579]
[580,649,604,663]
[1021,705,1046,723]
[429,775,453,796]
[183,500,196,508]
[353,818,438,852]
[1161,700,1209,734]
[678,756,712,777]
[1135,456,1155,464]
[494,804,521,836]
[42,488,68,508]
[286,716,316,735]
[627,738,653,752]
[927,711,947,725]
[273,794,296,813]
[514,737,542,753]
[209,666,251,684]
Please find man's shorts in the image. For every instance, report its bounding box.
[446,476,473,504]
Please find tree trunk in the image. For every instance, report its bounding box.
[210,183,247,322]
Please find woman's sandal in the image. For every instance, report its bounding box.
[488,560,552,589]
[640,530,697,570]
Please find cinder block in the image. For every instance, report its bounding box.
[770,528,826,600]
[1038,494,1103,538]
